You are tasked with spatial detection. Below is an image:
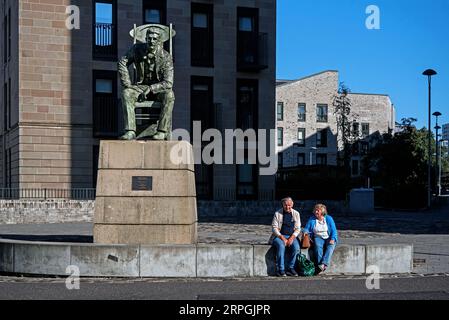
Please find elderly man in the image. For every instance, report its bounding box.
[269,197,301,277]
[118,24,175,140]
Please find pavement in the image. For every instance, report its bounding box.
[0,208,448,275]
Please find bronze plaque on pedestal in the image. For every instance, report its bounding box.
[132,176,153,191]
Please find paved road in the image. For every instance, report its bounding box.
[0,274,448,300]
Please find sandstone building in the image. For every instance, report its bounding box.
[0,0,276,200]
[276,70,396,176]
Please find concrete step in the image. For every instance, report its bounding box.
[0,239,413,277]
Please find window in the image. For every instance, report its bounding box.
[93,0,117,60]
[317,104,328,122]
[7,8,10,60]
[237,161,257,200]
[191,76,214,200]
[3,12,7,64]
[298,103,306,122]
[93,70,118,137]
[237,7,266,72]
[237,79,258,130]
[362,123,370,137]
[278,153,283,169]
[352,122,360,137]
[352,159,360,176]
[4,148,11,188]
[297,153,305,166]
[145,9,161,23]
[361,142,369,155]
[276,102,284,121]
[316,154,327,166]
[3,82,7,131]
[191,3,213,67]
[191,76,214,134]
[239,16,253,32]
[277,127,283,146]
[143,0,166,24]
[317,128,328,148]
[297,128,305,146]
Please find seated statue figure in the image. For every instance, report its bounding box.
[118,24,175,140]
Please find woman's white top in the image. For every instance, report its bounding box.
[314,218,329,239]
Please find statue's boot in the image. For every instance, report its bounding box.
[151,131,166,140]
[119,131,136,140]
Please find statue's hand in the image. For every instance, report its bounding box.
[138,93,146,102]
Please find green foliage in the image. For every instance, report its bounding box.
[362,120,445,208]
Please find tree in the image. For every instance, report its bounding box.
[332,83,359,173]
[362,118,444,208]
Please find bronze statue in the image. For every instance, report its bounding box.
[118,24,175,140]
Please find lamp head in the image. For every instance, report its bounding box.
[423,69,437,76]
[433,111,442,117]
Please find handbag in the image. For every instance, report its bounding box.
[295,253,315,277]
[301,233,310,249]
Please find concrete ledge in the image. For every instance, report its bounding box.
[366,244,413,274]
[70,244,140,277]
[0,240,413,277]
[197,245,254,277]
[140,245,196,277]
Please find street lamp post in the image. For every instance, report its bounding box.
[438,138,448,196]
[433,111,442,196]
[423,69,437,208]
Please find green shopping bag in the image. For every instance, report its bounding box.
[296,253,316,277]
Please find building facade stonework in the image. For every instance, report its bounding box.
[276,70,396,175]
[0,0,277,200]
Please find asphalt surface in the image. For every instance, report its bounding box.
[0,274,448,300]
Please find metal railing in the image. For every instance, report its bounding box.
[237,32,268,72]
[94,23,117,59]
[0,188,96,200]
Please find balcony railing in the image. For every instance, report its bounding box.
[237,32,268,72]
[93,23,117,60]
[0,188,96,200]
[317,115,328,123]
[93,95,118,137]
[298,113,306,122]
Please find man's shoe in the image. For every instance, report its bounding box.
[286,268,298,277]
[276,270,286,277]
[151,131,166,140]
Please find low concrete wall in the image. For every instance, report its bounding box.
[197,200,345,218]
[0,200,346,224]
[0,239,413,277]
[0,200,94,224]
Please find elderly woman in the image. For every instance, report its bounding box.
[303,204,338,273]
[269,197,301,277]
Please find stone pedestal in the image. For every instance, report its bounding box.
[94,140,197,244]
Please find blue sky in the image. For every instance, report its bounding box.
[277,0,449,130]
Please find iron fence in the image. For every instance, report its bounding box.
[0,188,96,200]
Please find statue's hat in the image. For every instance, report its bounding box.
[129,24,176,43]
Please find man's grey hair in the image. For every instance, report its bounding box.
[281,197,293,204]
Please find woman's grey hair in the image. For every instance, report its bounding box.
[281,197,293,204]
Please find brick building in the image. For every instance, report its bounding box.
[0,0,276,200]
[276,70,395,176]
